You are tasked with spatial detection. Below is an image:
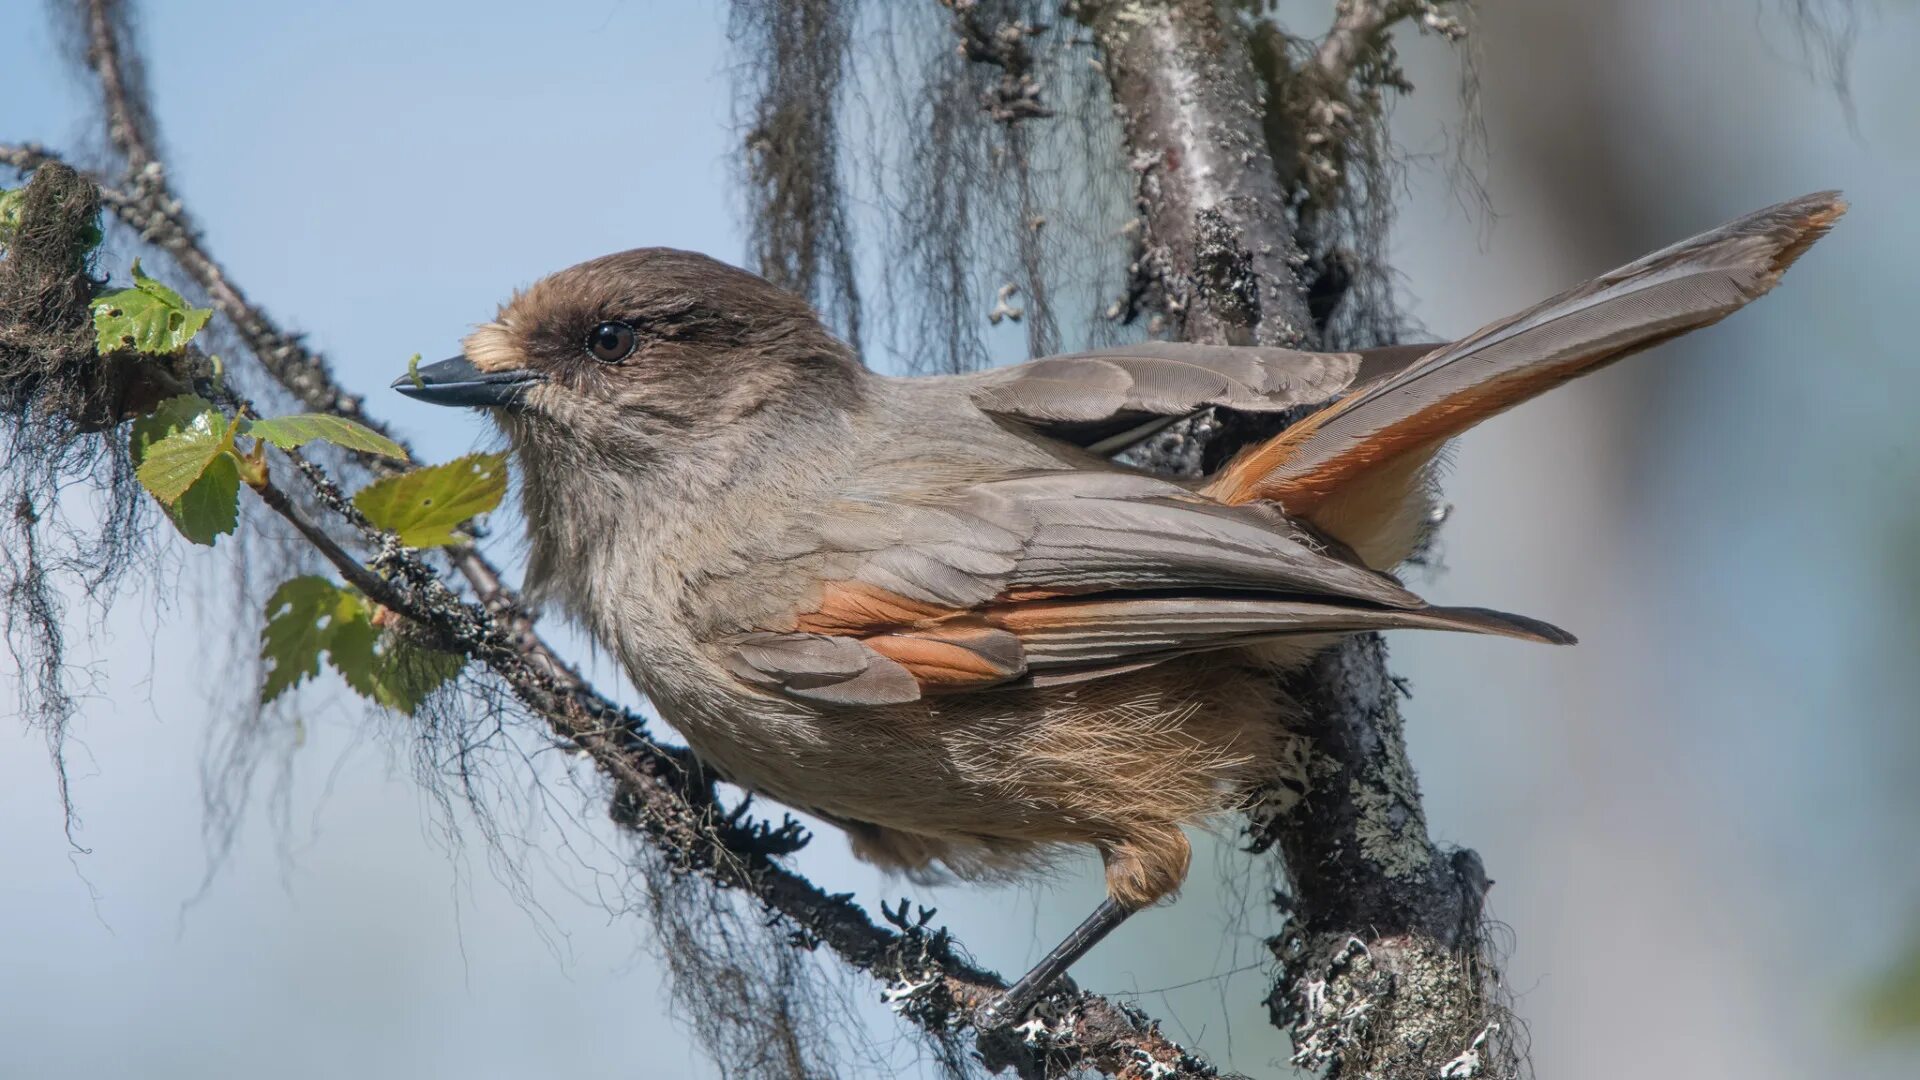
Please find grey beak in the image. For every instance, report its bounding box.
[392,355,545,408]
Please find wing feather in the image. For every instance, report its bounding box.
[720,469,1568,702]
[722,632,924,706]
[1208,192,1846,509]
[962,342,1437,448]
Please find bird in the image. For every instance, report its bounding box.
[394,192,1842,1023]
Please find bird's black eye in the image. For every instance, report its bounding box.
[586,321,637,363]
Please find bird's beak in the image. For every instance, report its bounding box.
[392,355,546,409]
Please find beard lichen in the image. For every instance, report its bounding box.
[1,162,151,840]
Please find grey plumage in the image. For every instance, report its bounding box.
[723,631,926,706]
[961,340,1434,448]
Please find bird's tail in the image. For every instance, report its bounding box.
[1202,192,1846,560]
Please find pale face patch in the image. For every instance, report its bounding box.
[461,321,524,373]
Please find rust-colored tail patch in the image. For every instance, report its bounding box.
[1203,192,1845,521]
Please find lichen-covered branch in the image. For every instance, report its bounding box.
[1253,641,1519,1079]
[59,4,375,427]
[1075,3,1521,1076]
[1311,1,1465,87]
[1073,0,1311,347]
[1245,0,1474,349]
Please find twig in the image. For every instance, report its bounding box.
[251,478,400,607]
[81,0,155,176]
[1311,1,1465,85]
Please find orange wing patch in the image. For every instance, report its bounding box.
[794,580,956,634]
[783,582,1027,692]
[865,625,1026,690]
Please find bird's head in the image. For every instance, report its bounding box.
[395,248,862,467]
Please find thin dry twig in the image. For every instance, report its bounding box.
[1310,0,1465,85]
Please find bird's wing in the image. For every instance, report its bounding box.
[960,342,1438,449]
[717,469,1568,705]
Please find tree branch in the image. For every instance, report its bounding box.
[1311,1,1465,86]
[68,0,372,426]
[1075,0,1312,347]
[1075,2,1520,1076]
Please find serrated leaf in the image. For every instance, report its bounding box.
[325,606,462,714]
[130,395,219,461]
[131,395,238,544]
[167,452,240,545]
[246,413,407,461]
[135,407,234,504]
[91,257,213,355]
[324,611,379,701]
[260,577,352,703]
[351,452,508,547]
[259,578,463,714]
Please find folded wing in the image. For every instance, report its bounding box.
[719,469,1567,705]
[963,342,1437,450]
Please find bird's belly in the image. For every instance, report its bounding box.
[656,654,1306,852]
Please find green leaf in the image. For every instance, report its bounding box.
[135,405,234,504]
[258,577,463,714]
[130,395,240,545]
[245,413,407,461]
[323,612,380,701]
[129,394,219,461]
[168,452,241,545]
[351,452,508,547]
[379,645,464,713]
[328,615,462,714]
[91,258,213,355]
[0,187,24,245]
[260,576,353,702]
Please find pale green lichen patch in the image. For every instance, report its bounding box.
[1350,772,1434,880]
[1349,695,1435,879]
[1283,934,1387,1070]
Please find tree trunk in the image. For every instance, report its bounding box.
[1079,3,1517,1075]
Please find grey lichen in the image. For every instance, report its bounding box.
[1346,697,1435,881]
[1276,926,1519,1079]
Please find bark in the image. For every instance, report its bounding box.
[1077,0,1311,347]
[1076,3,1517,1076]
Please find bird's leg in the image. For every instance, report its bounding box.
[979,897,1135,1027]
